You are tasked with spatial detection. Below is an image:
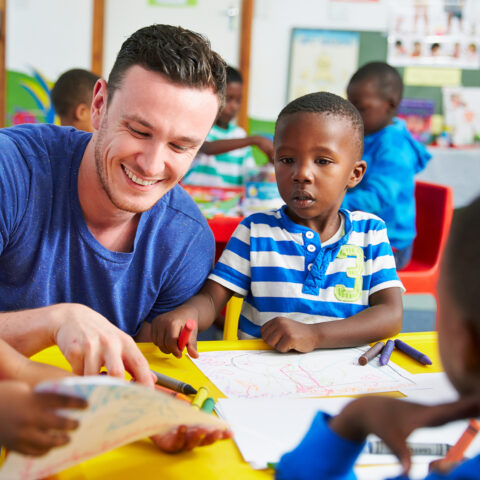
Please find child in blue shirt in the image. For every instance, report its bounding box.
[182,66,273,187]
[342,62,431,269]
[148,91,403,358]
[275,195,480,480]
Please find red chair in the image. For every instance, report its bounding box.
[208,216,243,262]
[398,181,454,328]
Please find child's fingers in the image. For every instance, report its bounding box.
[151,425,187,453]
[274,336,295,353]
[388,440,412,477]
[36,392,88,411]
[186,333,199,359]
[14,429,71,457]
[35,410,81,431]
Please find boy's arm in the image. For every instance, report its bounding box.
[276,395,480,480]
[148,280,234,358]
[201,136,274,161]
[261,287,403,352]
[0,337,73,386]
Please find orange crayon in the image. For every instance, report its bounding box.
[154,384,192,403]
[444,418,480,462]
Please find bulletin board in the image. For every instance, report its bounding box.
[287,29,360,101]
[286,29,480,115]
[354,31,480,116]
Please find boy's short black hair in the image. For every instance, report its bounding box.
[444,196,480,331]
[226,66,243,84]
[51,68,100,117]
[349,61,403,105]
[107,24,226,111]
[276,91,364,153]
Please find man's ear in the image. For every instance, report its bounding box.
[91,78,108,130]
[347,160,367,189]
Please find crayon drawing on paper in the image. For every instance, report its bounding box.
[192,348,416,399]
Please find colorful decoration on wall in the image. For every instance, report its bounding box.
[6,68,55,126]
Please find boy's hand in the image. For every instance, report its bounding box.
[329,396,480,476]
[261,317,317,353]
[0,381,87,456]
[151,425,233,453]
[251,136,274,162]
[151,307,199,359]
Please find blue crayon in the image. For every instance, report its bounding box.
[394,339,432,365]
[379,339,395,366]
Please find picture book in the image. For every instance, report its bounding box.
[0,376,228,480]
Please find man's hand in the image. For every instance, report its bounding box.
[151,425,232,453]
[52,303,154,385]
[0,381,87,456]
[261,317,317,353]
[330,396,480,476]
[151,306,199,359]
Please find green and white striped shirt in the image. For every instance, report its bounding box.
[183,123,257,187]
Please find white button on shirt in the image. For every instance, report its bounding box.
[307,244,316,252]
[307,263,313,271]
[305,231,314,239]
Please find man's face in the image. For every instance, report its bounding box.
[91,66,219,214]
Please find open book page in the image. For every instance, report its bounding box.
[191,347,417,399]
[0,376,227,480]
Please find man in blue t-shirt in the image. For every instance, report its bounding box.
[0,25,225,392]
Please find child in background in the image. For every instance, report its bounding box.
[343,62,431,269]
[151,91,403,358]
[0,338,86,456]
[275,196,480,480]
[50,68,100,132]
[182,66,273,187]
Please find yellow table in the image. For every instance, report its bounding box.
[28,332,440,480]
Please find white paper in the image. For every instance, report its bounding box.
[215,380,479,470]
[192,347,416,399]
[0,376,227,480]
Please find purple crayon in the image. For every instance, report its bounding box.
[379,339,395,366]
[394,339,432,365]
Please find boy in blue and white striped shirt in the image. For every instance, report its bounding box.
[151,92,404,357]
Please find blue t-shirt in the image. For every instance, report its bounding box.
[276,412,480,480]
[342,118,431,251]
[0,124,214,336]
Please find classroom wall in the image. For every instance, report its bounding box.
[7,0,476,129]
[250,0,389,120]
[6,0,92,79]
[5,0,388,126]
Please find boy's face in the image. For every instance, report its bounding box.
[216,81,243,128]
[347,79,395,136]
[274,112,365,231]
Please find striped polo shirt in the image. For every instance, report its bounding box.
[209,206,404,338]
[183,123,257,187]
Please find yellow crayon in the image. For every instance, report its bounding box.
[191,386,209,409]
